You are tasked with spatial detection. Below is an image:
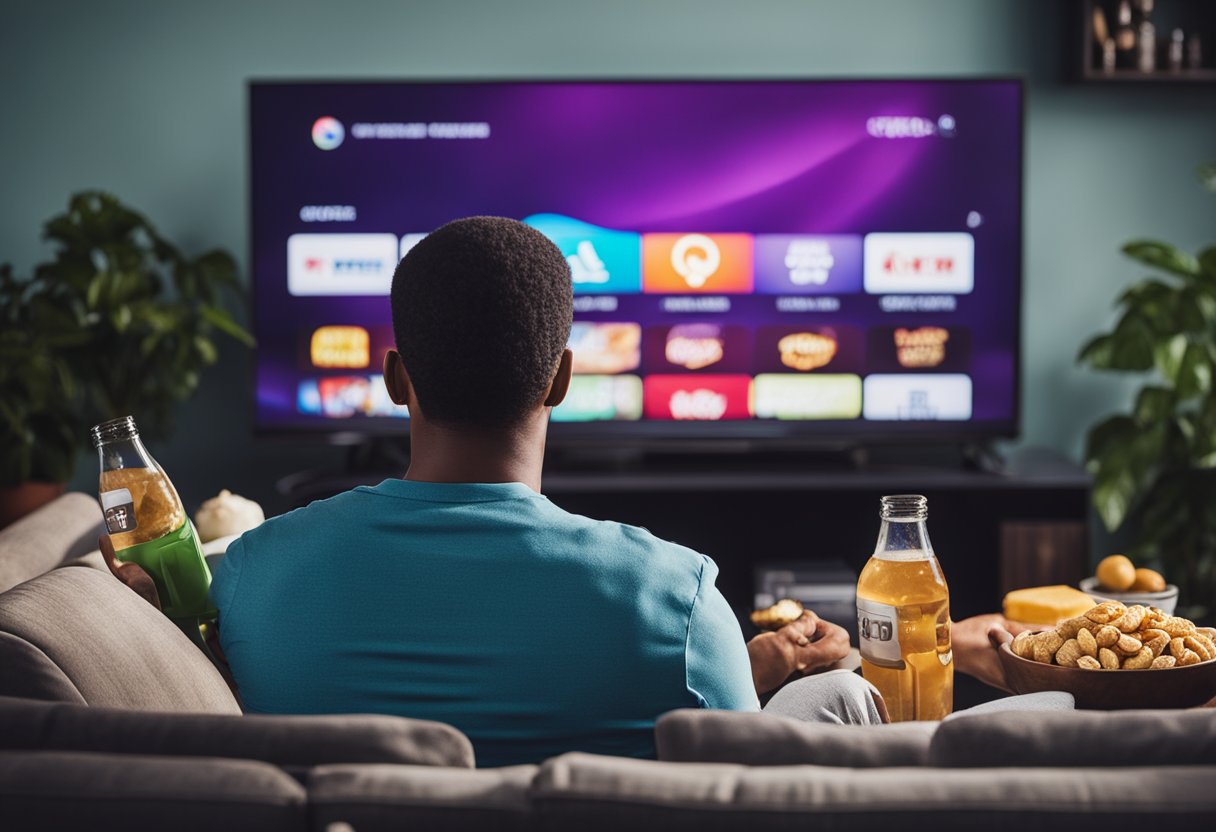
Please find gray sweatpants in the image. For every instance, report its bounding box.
[762,670,1074,726]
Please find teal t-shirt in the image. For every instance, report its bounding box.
[209,479,759,767]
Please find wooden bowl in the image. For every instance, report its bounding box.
[998,643,1216,709]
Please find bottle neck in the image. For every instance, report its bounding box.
[874,517,934,560]
[97,434,158,474]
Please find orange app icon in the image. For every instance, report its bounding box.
[642,233,754,294]
[311,326,370,368]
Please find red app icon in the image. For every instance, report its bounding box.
[644,375,753,420]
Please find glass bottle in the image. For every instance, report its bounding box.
[857,495,953,722]
[1137,0,1156,73]
[93,416,216,626]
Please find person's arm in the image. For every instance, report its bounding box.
[950,613,1034,693]
[747,610,852,696]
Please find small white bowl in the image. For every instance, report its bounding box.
[1079,576,1179,615]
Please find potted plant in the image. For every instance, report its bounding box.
[0,192,253,526]
[1079,165,1216,621]
[0,265,86,525]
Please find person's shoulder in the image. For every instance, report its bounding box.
[233,487,371,552]
[553,506,713,577]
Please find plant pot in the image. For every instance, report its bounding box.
[0,481,67,529]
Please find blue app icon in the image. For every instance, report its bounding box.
[523,214,642,294]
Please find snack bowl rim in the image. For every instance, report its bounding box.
[1077,576,1179,601]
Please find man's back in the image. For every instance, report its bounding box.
[211,479,758,767]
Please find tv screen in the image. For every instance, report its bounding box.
[250,79,1022,442]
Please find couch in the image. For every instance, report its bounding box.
[1,494,1214,831]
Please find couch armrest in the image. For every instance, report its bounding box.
[0,750,305,832]
[0,696,475,770]
[0,493,102,593]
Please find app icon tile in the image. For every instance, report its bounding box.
[568,322,642,375]
[642,233,754,294]
[754,235,863,295]
[753,374,862,420]
[524,213,642,295]
[643,375,753,420]
[755,325,864,374]
[863,233,974,295]
[866,326,971,373]
[310,325,371,369]
[863,374,972,420]
[551,375,643,422]
[644,324,753,373]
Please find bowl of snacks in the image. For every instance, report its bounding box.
[997,600,1216,709]
[1080,555,1178,614]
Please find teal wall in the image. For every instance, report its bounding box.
[3,0,1214,513]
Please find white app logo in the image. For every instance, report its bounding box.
[863,233,974,294]
[568,240,610,284]
[671,234,721,289]
[785,240,834,286]
[287,234,399,296]
[863,374,972,421]
[670,388,728,420]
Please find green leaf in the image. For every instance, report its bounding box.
[193,335,218,365]
[1153,333,1188,382]
[1134,386,1175,425]
[200,305,255,347]
[1176,342,1213,400]
[1084,414,1138,464]
[1093,467,1138,531]
[1199,247,1216,281]
[1122,240,1201,278]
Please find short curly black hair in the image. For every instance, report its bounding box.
[390,216,573,427]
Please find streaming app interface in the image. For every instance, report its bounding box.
[251,81,1021,432]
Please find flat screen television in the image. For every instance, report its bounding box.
[250,79,1022,444]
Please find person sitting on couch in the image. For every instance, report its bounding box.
[101,216,1022,766]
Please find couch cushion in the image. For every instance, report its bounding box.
[655,709,933,766]
[0,492,102,593]
[0,696,474,770]
[0,567,239,713]
[532,752,1216,830]
[0,750,305,832]
[930,708,1216,768]
[309,763,536,831]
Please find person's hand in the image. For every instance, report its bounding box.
[747,610,852,696]
[951,613,1034,693]
[98,534,162,611]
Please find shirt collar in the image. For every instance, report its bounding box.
[362,478,542,504]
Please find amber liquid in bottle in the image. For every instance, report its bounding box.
[857,495,953,722]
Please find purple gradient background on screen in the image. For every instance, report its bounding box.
[250,81,1021,433]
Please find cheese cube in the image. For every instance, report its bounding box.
[1003,585,1095,625]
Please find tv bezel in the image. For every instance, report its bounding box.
[247,76,1024,447]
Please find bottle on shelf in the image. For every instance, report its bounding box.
[1115,0,1137,68]
[857,495,953,722]
[1169,29,1185,73]
[1136,0,1156,73]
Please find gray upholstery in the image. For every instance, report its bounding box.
[656,709,934,767]
[0,492,102,593]
[0,750,305,832]
[0,696,474,770]
[309,763,537,831]
[931,708,1216,768]
[532,752,1216,830]
[0,567,240,713]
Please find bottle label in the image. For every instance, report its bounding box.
[100,488,138,534]
[857,597,905,669]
